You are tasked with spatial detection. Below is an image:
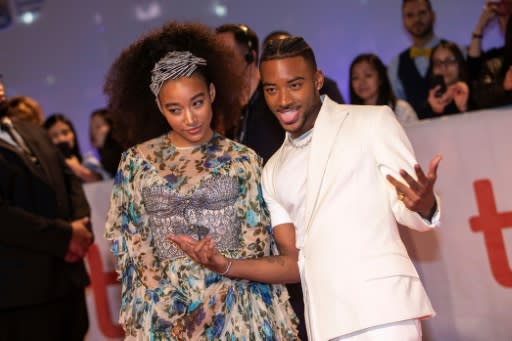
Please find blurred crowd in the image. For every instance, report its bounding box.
[3,1,512,171]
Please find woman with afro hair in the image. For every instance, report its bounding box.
[104,22,299,340]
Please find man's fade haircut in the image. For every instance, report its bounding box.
[260,36,317,70]
[402,0,432,11]
[262,30,291,48]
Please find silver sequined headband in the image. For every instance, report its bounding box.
[149,51,207,97]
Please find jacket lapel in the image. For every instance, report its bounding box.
[11,123,53,185]
[0,137,21,155]
[304,97,349,237]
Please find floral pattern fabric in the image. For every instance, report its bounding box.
[105,133,298,340]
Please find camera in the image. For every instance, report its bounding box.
[56,142,73,158]
[430,75,447,98]
[487,1,512,16]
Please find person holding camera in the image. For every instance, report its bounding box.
[426,40,474,117]
[468,0,511,62]
[43,113,106,182]
[470,1,512,109]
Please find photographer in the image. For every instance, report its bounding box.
[470,1,512,109]
[468,0,511,61]
[43,114,105,182]
[426,40,474,117]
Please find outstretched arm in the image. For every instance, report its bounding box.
[169,222,300,284]
[468,3,497,58]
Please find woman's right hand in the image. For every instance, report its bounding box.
[479,2,499,29]
[469,2,498,58]
[428,86,452,114]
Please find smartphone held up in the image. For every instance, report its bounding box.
[430,75,447,98]
[486,0,512,16]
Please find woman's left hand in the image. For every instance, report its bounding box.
[449,81,469,112]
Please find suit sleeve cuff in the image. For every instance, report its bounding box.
[420,196,441,226]
[52,219,73,258]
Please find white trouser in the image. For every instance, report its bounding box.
[330,319,422,341]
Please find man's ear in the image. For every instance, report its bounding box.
[315,69,325,91]
[209,83,216,103]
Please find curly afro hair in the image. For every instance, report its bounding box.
[104,21,244,148]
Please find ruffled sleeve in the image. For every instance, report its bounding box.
[104,148,170,293]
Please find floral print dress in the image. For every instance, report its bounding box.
[105,133,298,340]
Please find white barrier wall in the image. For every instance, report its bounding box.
[83,106,512,341]
[403,106,512,341]
[83,180,123,341]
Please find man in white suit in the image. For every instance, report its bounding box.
[171,36,441,340]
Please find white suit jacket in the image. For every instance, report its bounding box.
[262,97,438,340]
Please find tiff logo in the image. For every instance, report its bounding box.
[469,179,512,287]
[86,244,124,338]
